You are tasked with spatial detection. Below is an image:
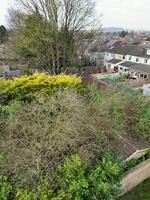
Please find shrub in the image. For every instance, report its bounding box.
[54,153,123,200]
[0,90,107,187]
[0,153,123,200]
[124,151,150,172]
[0,176,12,200]
[114,74,127,83]
[135,106,150,139]
[0,83,149,198]
[0,73,84,104]
[88,84,150,141]
[16,190,37,200]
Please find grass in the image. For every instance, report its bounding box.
[120,179,150,200]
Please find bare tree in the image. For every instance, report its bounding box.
[7,8,25,31]
[9,0,97,73]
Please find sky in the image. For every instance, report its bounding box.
[0,0,150,30]
[0,0,13,25]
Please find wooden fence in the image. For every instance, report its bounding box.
[126,148,149,162]
[122,158,150,195]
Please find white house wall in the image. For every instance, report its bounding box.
[105,60,124,70]
[125,55,150,65]
[105,50,150,65]
[104,52,113,60]
[118,64,129,73]
[105,62,114,69]
[127,55,142,63]
[104,52,127,61]
[115,54,126,60]
[140,57,150,65]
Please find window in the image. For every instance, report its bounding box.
[140,74,144,78]
[129,56,132,60]
[144,59,148,64]
[136,58,139,62]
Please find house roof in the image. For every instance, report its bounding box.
[109,45,150,59]
[119,61,150,74]
[105,40,117,47]
[113,41,124,48]
[107,58,122,64]
[88,39,106,53]
[119,61,136,68]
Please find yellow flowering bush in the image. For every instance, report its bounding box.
[0,73,84,104]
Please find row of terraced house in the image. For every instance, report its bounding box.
[104,41,150,79]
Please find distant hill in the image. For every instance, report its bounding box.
[103,27,126,33]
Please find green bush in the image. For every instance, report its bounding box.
[114,74,127,83]
[0,73,84,105]
[0,153,123,200]
[135,107,150,139]
[0,176,12,200]
[53,152,123,199]
[0,83,149,199]
[0,90,108,186]
[88,84,150,140]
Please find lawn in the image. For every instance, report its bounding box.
[120,179,150,200]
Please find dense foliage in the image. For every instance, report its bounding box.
[0,153,123,200]
[10,0,95,72]
[119,31,129,38]
[0,74,150,199]
[0,73,84,104]
[88,84,150,139]
[0,25,8,43]
[124,151,150,172]
[0,89,109,185]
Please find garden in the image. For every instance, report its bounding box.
[0,73,150,199]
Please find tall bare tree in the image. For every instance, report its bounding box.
[9,0,96,73]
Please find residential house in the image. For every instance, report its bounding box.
[105,39,125,49]
[83,39,125,66]
[84,39,106,64]
[104,44,150,78]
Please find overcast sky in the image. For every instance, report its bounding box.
[0,0,150,30]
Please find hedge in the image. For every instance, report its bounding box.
[0,73,84,104]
